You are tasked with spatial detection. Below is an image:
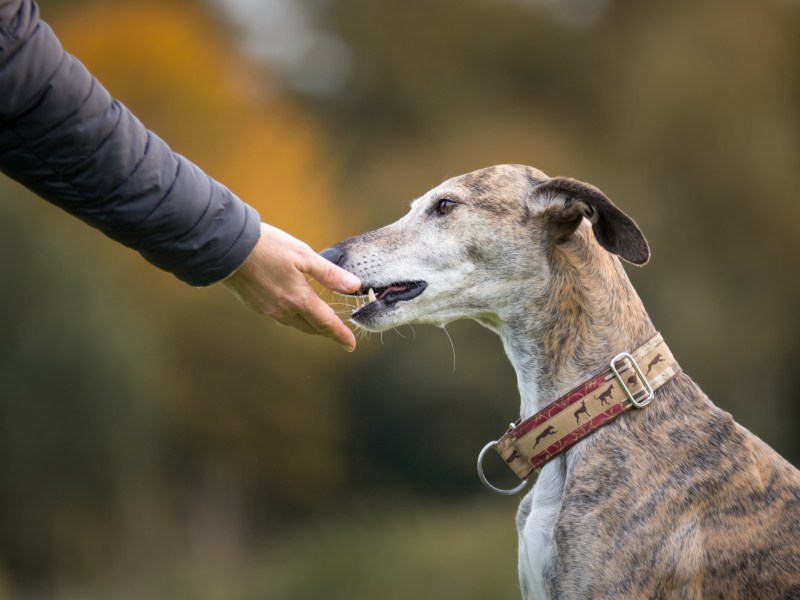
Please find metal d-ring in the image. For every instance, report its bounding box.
[477,441,530,495]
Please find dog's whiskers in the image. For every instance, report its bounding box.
[324,290,361,319]
[354,326,372,341]
[392,324,418,341]
[439,324,456,374]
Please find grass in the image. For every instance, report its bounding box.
[61,497,523,600]
[254,499,522,600]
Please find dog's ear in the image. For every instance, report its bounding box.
[536,177,650,265]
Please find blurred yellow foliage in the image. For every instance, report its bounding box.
[53,0,344,249]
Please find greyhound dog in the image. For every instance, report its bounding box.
[320,165,800,599]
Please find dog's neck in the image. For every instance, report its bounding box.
[498,236,656,420]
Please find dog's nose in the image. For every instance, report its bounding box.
[319,245,345,266]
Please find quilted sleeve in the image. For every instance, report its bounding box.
[0,0,261,286]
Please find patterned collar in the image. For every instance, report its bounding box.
[477,333,681,494]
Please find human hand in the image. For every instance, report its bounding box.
[222,223,361,351]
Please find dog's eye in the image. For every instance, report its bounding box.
[436,198,457,215]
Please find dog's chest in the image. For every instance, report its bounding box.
[516,464,565,599]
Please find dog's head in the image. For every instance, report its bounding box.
[321,164,648,332]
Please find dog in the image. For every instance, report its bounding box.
[646,353,665,376]
[596,383,614,406]
[533,425,558,450]
[573,399,590,424]
[320,165,800,599]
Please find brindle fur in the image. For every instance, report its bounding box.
[322,165,800,599]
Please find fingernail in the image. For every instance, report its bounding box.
[342,273,361,289]
[340,342,356,352]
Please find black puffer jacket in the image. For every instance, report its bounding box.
[0,0,260,286]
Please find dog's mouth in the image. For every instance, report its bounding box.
[349,281,427,320]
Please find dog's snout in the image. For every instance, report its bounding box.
[319,245,345,266]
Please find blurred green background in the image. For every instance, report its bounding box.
[1,0,799,597]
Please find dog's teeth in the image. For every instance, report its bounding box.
[368,288,377,303]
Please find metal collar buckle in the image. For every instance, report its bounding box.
[610,351,654,408]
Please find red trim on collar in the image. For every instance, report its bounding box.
[478,333,681,494]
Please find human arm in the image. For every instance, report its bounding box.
[0,0,360,348]
[0,0,257,285]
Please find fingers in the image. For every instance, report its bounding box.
[277,293,357,352]
[221,223,360,351]
[292,247,359,350]
[302,251,361,294]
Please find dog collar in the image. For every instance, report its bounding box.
[477,333,680,495]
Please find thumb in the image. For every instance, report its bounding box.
[304,251,361,293]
